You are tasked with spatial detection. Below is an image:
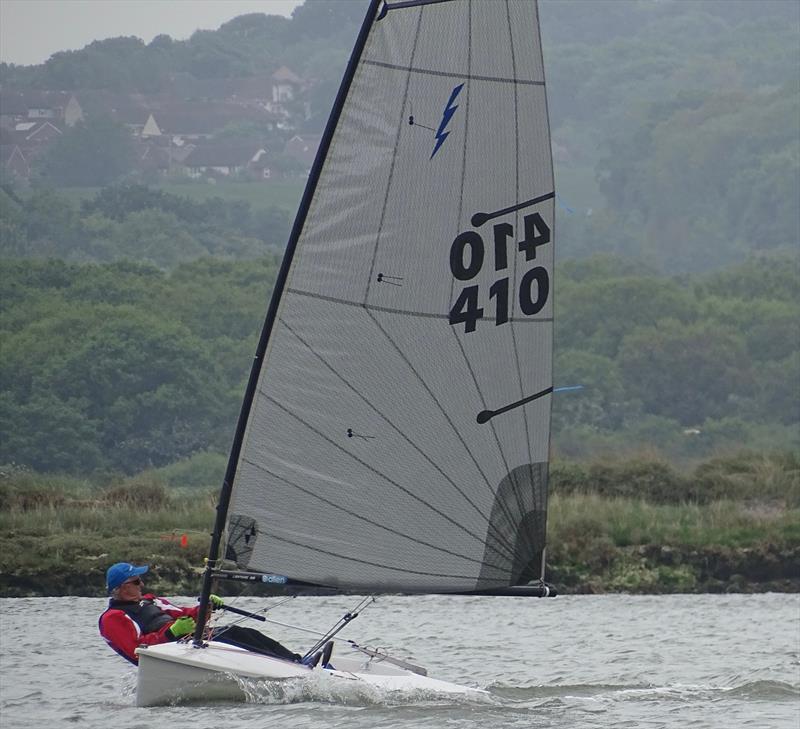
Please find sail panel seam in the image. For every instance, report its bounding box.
[364,58,545,85]
[286,288,552,323]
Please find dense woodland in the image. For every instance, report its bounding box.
[1,0,798,480]
[1,252,796,475]
[0,185,290,266]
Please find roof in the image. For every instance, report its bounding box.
[150,103,276,135]
[1,144,30,176]
[271,66,304,85]
[285,134,322,163]
[183,141,268,167]
[1,144,27,163]
[24,121,62,141]
[74,91,150,124]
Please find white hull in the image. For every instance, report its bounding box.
[136,640,484,707]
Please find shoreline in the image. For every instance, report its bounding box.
[2,543,797,598]
[2,458,796,599]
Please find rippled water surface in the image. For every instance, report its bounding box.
[1,594,798,728]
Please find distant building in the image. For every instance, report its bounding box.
[64,95,85,127]
[271,66,304,103]
[0,65,315,182]
[1,144,31,181]
[182,141,270,179]
[284,134,321,169]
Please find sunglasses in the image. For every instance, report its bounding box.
[123,577,144,586]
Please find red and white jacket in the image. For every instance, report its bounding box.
[99,594,199,665]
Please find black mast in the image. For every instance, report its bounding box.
[193,0,384,646]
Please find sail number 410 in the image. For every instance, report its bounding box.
[449,212,550,333]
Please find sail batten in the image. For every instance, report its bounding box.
[222,0,554,594]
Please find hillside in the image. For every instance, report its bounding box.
[1,0,797,272]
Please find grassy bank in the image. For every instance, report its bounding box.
[0,452,797,597]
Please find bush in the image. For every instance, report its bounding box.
[588,459,688,502]
[691,451,800,506]
[148,450,226,489]
[0,465,87,510]
[101,476,170,510]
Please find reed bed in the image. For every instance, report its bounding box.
[548,492,798,550]
[1,452,797,595]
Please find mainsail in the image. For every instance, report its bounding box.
[218,0,554,595]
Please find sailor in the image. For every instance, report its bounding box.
[99,562,333,668]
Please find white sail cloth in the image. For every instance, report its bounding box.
[225,0,554,593]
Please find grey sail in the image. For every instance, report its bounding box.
[223,0,554,594]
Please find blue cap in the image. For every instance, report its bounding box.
[106,562,149,593]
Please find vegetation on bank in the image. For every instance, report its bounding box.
[1,451,797,597]
[2,254,797,475]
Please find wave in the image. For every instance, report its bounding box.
[234,673,495,707]
[487,680,799,704]
[231,675,799,707]
[723,680,799,700]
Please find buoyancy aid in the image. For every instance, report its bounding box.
[105,598,174,633]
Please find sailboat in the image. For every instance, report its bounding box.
[136,0,556,706]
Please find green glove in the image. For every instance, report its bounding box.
[168,616,196,639]
[209,594,224,610]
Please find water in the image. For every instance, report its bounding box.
[1,594,798,728]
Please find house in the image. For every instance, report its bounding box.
[63,95,85,127]
[17,121,62,145]
[72,90,151,133]
[1,91,68,121]
[139,102,278,143]
[24,92,60,119]
[135,136,196,177]
[140,113,163,138]
[271,66,304,103]
[182,141,270,179]
[284,134,321,168]
[1,144,30,181]
[0,92,28,128]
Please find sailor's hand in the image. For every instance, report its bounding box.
[209,594,224,610]
[168,616,196,639]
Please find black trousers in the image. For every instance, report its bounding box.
[210,625,301,662]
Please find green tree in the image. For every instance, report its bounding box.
[110,210,206,268]
[0,392,103,473]
[618,320,755,425]
[41,115,136,187]
[1,304,231,473]
[552,350,634,430]
[556,274,696,358]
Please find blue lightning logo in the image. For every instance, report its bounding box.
[430,83,464,159]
